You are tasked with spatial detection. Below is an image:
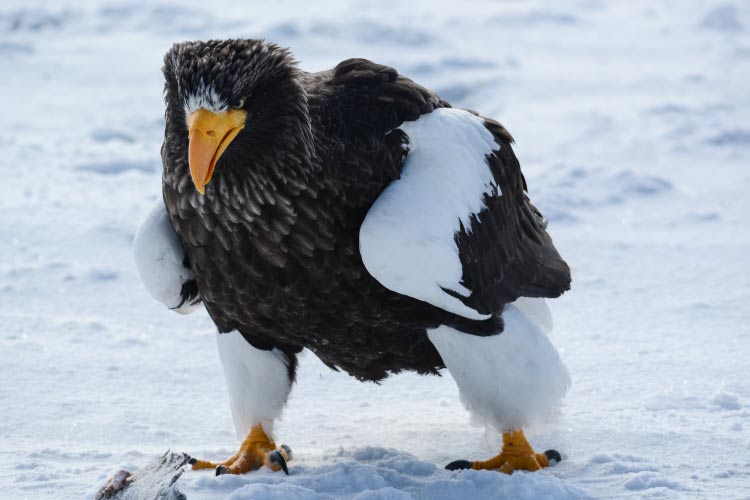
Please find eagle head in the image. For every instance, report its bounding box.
[162,39,310,195]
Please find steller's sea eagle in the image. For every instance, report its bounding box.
[133,39,572,476]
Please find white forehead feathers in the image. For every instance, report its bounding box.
[183,82,228,116]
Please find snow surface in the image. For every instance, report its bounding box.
[1,1,749,499]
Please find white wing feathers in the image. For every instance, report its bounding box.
[359,108,499,321]
[512,296,554,334]
[133,198,201,314]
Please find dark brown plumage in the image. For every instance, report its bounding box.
[159,39,570,382]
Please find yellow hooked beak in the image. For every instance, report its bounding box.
[187,108,247,194]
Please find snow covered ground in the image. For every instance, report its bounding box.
[2,1,749,498]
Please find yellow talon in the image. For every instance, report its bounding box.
[470,429,554,474]
[189,424,290,475]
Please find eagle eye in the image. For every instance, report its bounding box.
[235,97,246,109]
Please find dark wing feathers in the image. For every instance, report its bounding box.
[176,267,202,310]
[450,118,571,315]
[326,58,445,141]
[322,58,570,319]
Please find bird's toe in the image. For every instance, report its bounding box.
[445,459,473,471]
[544,449,562,465]
[268,450,289,475]
[279,444,293,461]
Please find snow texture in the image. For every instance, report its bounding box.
[428,303,570,431]
[360,108,497,321]
[2,1,749,499]
[95,452,189,500]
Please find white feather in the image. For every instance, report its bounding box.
[132,199,199,314]
[513,297,554,334]
[359,108,500,320]
[427,303,569,431]
[216,331,293,440]
[183,81,228,117]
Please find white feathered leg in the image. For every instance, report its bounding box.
[189,331,294,475]
[428,301,569,472]
[216,331,293,439]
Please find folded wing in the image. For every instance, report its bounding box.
[359,108,570,326]
[133,199,202,314]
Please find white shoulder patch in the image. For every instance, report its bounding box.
[359,108,499,320]
[133,198,200,313]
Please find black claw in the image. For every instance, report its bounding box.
[269,450,289,475]
[544,449,562,465]
[185,455,197,466]
[215,465,228,476]
[445,460,473,471]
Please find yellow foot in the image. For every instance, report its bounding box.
[445,429,561,474]
[188,424,292,475]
